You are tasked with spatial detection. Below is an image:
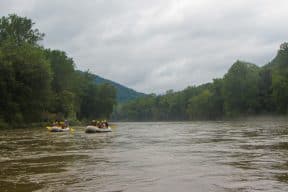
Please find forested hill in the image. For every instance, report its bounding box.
[93,74,146,103]
[113,43,288,121]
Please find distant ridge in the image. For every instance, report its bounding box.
[94,75,146,103]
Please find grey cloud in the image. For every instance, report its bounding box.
[1,0,287,93]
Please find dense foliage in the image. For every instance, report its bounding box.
[113,43,288,121]
[0,14,116,128]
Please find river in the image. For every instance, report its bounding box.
[0,117,288,192]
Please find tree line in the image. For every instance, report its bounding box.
[0,14,116,128]
[113,43,288,121]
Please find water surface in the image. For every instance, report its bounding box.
[1,117,288,191]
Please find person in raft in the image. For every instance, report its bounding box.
[52,120,61,127]
[64,120,69,128]
[91,120,97,126]
[104,120,109,128]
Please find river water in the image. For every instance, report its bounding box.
[1,117,288,192]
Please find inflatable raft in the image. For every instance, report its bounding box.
[85,125,112,133]
[47,126,70,132]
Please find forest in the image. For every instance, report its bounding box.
[1,14,288,127]
[112,43,288,121]
[0,14,116,128]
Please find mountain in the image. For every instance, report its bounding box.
[94,75,146,103]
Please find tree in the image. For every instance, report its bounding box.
[272,73,288,113]
[258,67,275,112]
[222,61,260,116]
[0,14,52,127]
[270,43,288,113]
[44,49,75,93]
[77,73,117,120]
[0,14,44,45]
[0,41,52,125]
[187,89,213,119]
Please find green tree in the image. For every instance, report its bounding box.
[0,14,51,126]
[0,40,52,125]
[45,49,75,93]
[77,73,116,120]
[187,89,212,119]
[222,61,260,116]
[258,67,275,112]
[270,43,288,113]
[44,49,77,119]
[0,14,44,45]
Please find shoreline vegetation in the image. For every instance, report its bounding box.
[112,46,288,121]
[0,14,116,128]
[1,14,288,128]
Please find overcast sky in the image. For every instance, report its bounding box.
[1,0,287,93]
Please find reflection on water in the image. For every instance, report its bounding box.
[0,117,288,192]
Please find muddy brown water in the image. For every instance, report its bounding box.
[1,117,288,191]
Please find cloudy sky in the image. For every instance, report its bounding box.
[1,0,287,93]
